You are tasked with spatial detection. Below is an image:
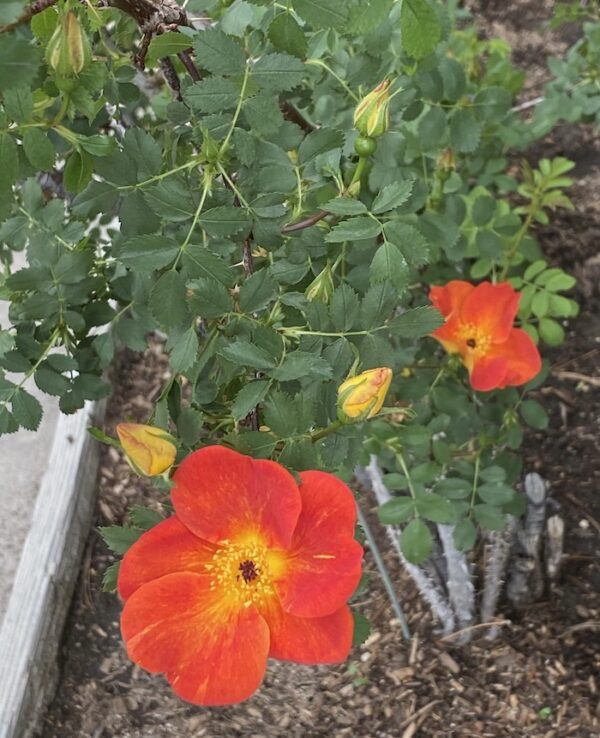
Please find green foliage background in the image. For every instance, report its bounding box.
[1,0,595,563]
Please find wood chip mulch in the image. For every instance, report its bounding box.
[40,339,599,738]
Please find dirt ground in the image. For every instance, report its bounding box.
[41,2,599,737]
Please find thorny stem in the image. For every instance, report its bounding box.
[178,49,201,81]
[242,232,260,432]
[282,209,328,234]
[242,238,253,278]
[282,156,369,234]
[280,102,316,133]
[159,56,182,100]
[0,0,58,34]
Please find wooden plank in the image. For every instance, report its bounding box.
[0,399,105,738]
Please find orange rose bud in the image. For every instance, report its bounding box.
[337,367,393,422]
[353,79,391,138]
[116,423,177,476]
[429,280,542,392]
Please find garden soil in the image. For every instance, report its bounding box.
[41,2,599,736]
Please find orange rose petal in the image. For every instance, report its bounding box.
[121,571,269,706]
[470,328,541,391]
[430,312,463,353]
[470,355,510,392]
[429,281,474,317]
[272,471,363,619]
[460,282,520,343]
[118,516,215,601]
[500,327,542,385]
[477,327,541,389]
[171,446,301,548]
[262,598,354,664]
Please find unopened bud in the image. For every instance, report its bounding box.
[436,148,456,175]
[305,264,334,303]
[116,423,177,477]
[353,80,391,139]
[337,367,393,422]
[46,11,91,78]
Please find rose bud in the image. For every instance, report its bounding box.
[305,264,334,303]
[353,80,391,139]
[337,367,393,422]
[116,423,177,477]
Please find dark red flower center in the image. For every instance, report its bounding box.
[466,338,477,348]
[239,559,259,583]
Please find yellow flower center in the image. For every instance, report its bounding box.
[206,540,275,607]
[456,322,492,358]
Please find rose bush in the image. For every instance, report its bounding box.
[0,0,588,705]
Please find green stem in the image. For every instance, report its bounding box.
[1,327,61,406]
[347,156,367,189]
[218,165,251,210]
[468,453,481,518]
[52,94,70,125]
[172,180,211,270]
[220,63,250,155]
[499,210,534,280]
[429,365,446,391]
[115,157,201,192]
[396,450,418,510]
[310,419,342,443]
[306,59,359,101]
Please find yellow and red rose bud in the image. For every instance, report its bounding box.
[305,264,334,303]
[46,10,91,78]
[353,80,391,139]
[337,367,393,422]
[116,423,177,477]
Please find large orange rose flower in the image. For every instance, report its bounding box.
[118,446,363,706]
[429,280,542,392]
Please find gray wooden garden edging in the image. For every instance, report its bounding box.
[0,399,105,738]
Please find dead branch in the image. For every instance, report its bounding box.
[545,514,565,582]
[358,458,457,635]
[507,473,548,607]
[480,517,518,639]
[438,524,475,642]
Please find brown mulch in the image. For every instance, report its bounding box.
[41,2,599,737]
[40,337,599,738]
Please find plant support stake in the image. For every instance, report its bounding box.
[355,502,410,641]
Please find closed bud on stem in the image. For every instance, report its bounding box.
[337,367,393,423]
[353,80,391,139]
[436,147,456,180]
[305,264,334,303]
[46,10,91,78]
[116,423,177,477]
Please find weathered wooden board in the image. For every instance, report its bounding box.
[0,399,105,738]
